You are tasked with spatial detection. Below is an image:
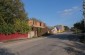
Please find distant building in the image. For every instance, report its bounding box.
[51,27,58,34]
[56,25,64,32]
[51,25,65,34]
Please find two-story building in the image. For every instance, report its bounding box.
[28,19,46,28]
[28,18,47,37]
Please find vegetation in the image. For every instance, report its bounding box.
[64,26,69,31]
[0,0,30,34]
[37,28,42,32]
[73,19,84,33]
[72,19,85,43]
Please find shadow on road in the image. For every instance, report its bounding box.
[46,34,85,55]
[60,39,85,55]
[0,48,16,55]
[46,34,80,41]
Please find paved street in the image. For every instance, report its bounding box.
[0,32,85,55]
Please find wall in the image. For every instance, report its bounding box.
[32,27,49,37]
[0,33,28,41]
[33,21,40,27]
[41,22,46,28]
[28,31,35,38]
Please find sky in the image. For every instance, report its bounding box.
[22,0,83,27]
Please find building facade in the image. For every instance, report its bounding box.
[51,27,58,34]
[28,19,48,37]
[28,19,46,28]
[51,25,65,34]
[56,25,65,32]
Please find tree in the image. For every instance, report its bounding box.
[73,19,84,33]
[0,0,30,34]
[0,0,27,24]
[64,26,69,31]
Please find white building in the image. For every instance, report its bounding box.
[51,27,58,34]
[51,25,65,34]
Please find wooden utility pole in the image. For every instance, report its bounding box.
[83,0,85,27]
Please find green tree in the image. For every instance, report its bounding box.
[0,0,30,34]
[64,26,69,31]
[73,19,84,33]
[0,0,27,24]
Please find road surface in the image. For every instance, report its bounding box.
[0,32,85,55]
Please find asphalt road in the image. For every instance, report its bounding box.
[0,32,85,55]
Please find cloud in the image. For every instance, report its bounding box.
[72,6,79,9]
[58,6,80,16]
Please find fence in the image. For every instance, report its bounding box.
[0,33,28,41]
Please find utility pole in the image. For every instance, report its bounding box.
[83,0,85,27]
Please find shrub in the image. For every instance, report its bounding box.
[14,19,31,34]
[0,24,15,34]
[37,28,42,32]
[0,19,31,34]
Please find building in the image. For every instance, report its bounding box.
[56,25,65,32]
[28,18,47,37]
[28,19,46,28]
[51,27,58,34]
[51,25,65,34]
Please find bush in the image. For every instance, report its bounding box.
[37,28,42,32]
[0,19,31,34]
[0,24,15,34]
[14,19,31,34]
[74,29,81,34]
